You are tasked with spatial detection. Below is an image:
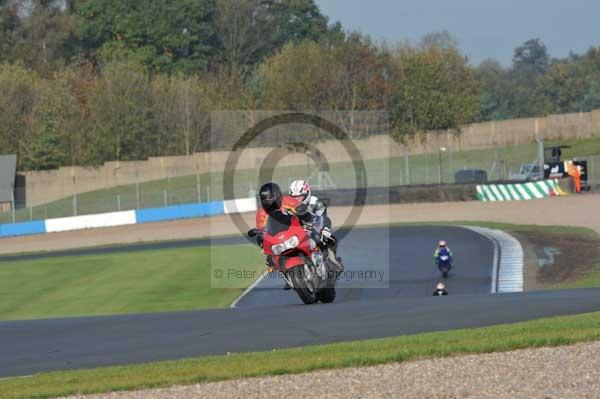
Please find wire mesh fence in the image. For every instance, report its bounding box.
[0,142,596,224]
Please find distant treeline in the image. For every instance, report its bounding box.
[0,0,599,170]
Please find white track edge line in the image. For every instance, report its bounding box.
[229,272,266,308]
[461,226,523,294]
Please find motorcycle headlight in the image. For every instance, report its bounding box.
[284,235,299,250]
[270,235,299,255]
[271,243,286,255]
[440,255,449,261]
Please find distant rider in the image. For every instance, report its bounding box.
[432,281,449,296]
[434,240,453,267]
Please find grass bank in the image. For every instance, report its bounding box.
[0,311,599,399]
[0,244,263,321]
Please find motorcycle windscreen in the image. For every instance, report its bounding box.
[266,210,294,236]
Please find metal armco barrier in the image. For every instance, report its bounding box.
[0,197,257,239]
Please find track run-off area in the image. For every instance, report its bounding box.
[2,223,600,378]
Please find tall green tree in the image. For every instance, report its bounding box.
[476,59,515,121]
[0,0,21,63]
[323,33,390,138]
[269,0,332,45]
[0,63,40,166]
[213,0,341,79]
[577,80,600,111]
[576,47,600,111]
[76,0,216,74]
[28,68,84,167]
[419,30,458,50]
[513,38,550,75]
[21,115,67,170]
[256,34,388,138]
[255,40,335,110]
[152,74,214,156]
[389,41,480,136]
[505,38,549,117]
[85,61,154,163]
[12,0,80,75]
[213,0,275,78]
[537,61,588,114]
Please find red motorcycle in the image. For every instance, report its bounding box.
[248,211,337,304]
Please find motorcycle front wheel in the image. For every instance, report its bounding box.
[287,265,319,304]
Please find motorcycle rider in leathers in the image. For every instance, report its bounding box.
[289,180,342,271]
[255,182,340,290]
[434,240,453,268]
[255,183,309,290]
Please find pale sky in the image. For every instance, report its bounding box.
[316,0,600,66]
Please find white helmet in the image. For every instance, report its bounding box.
[289,180,311,205]
[436,282,445,290]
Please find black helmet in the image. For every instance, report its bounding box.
[259,183,282,214]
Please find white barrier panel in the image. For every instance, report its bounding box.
[45,210,137,233]
[224,197,257,214]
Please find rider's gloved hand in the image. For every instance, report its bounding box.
[295,202,309,216]
[257,234,264,249]
[321,227,335,244]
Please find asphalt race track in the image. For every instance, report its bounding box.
[2,225,600,378]
[236,225,494,306]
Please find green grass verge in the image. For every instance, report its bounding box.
[0,244,263,321]
[428,221,600,238]
[6,136,600,223]
[557,273,600,289]
[1,311,599,399]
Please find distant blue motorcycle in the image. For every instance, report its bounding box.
[436,248,453,278]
